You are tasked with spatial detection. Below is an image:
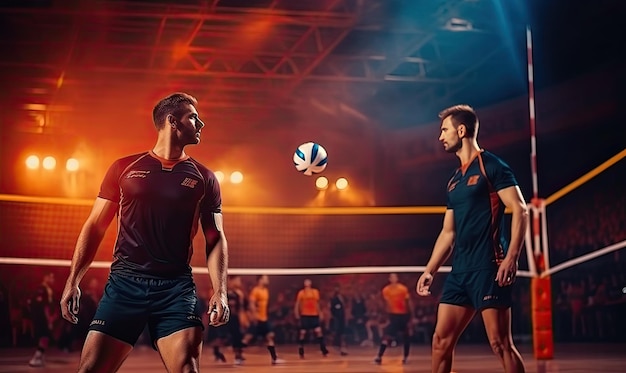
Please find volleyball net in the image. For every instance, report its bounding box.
[2,150,624,277]
[0,148,625,346]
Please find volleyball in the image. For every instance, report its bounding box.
[293,142,328,176]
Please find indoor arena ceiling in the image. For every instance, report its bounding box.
[0,0,619,138]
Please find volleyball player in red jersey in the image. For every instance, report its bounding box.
[60,92,229,373]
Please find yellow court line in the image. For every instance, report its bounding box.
[0,194,446,215]
[545,147,626,206]
[0,194,94,206]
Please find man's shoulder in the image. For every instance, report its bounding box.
[188,157,218,179]
[188,157,211,173]
[119,151,149,162]
[111,152,150,168]
[481,150,510,168]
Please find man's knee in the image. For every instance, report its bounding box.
[488,338,509,356]
[170,353,200,373]
[431,332,453,356]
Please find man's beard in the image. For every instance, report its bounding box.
[445,139,462,153]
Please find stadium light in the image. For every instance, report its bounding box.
[230,171,243,184]
[25,155,40,170]
[315,176,329,190]
[42,156,56,170]
[66,158,79,172]
[214,171,225,183]
[336,177,349,190]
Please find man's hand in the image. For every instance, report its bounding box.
[208,291,230,327]
[60,284,81,324]
[416,272,434,297]
[496,256,518,287]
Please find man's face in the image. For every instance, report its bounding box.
[439,116,462,153]
[304,279,312,288]
[260,275,269,286]
[389,273,398,284]
[173,104,205,146]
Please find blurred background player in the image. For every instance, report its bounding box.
[210,275,247,365]
[28,272,57,367]
[375,273,413,365]
[330,284,349,356]
[241,275,284,365]
[294,278,329,359]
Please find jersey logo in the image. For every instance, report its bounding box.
[467,175,480,186]
[126,170,150,178]
[448,180,459,191]
[181,177,199,188]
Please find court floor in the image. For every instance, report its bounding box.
[1,343,625,372]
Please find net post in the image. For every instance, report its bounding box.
[530,197,554,360]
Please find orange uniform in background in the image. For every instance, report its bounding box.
[296,288,320,316]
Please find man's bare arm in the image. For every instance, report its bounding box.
[61,197,117,323]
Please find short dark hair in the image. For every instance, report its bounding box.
[438,104,479,137]
[152,92,198,129]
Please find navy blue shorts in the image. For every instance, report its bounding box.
[385,313,410,336]
[88,272,204,348]
[299,315,321,330]
[440,269,512,310]
[247,321,273,337]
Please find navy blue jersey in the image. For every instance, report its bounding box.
[99,151,221,278]
[446,150,517,272]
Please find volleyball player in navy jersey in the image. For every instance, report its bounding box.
[416,105,527,373]
[60,92,229,373]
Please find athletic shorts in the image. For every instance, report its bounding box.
[89,272,204,348]
[299,315,321,330]
[440,268,512,310]
[385,313,410,336]
[247,321,273,337]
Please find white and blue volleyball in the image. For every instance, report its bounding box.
[293,142,328,176]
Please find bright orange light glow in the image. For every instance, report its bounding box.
[214,171,225,183]
[66,158,79,172]
[172,42,189,61]
[336,177,349,190]
[25,155,40,169]
[236,19,272,47]
[230,171,243,184]
[42,156,56,170]
[315,176,329,190]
